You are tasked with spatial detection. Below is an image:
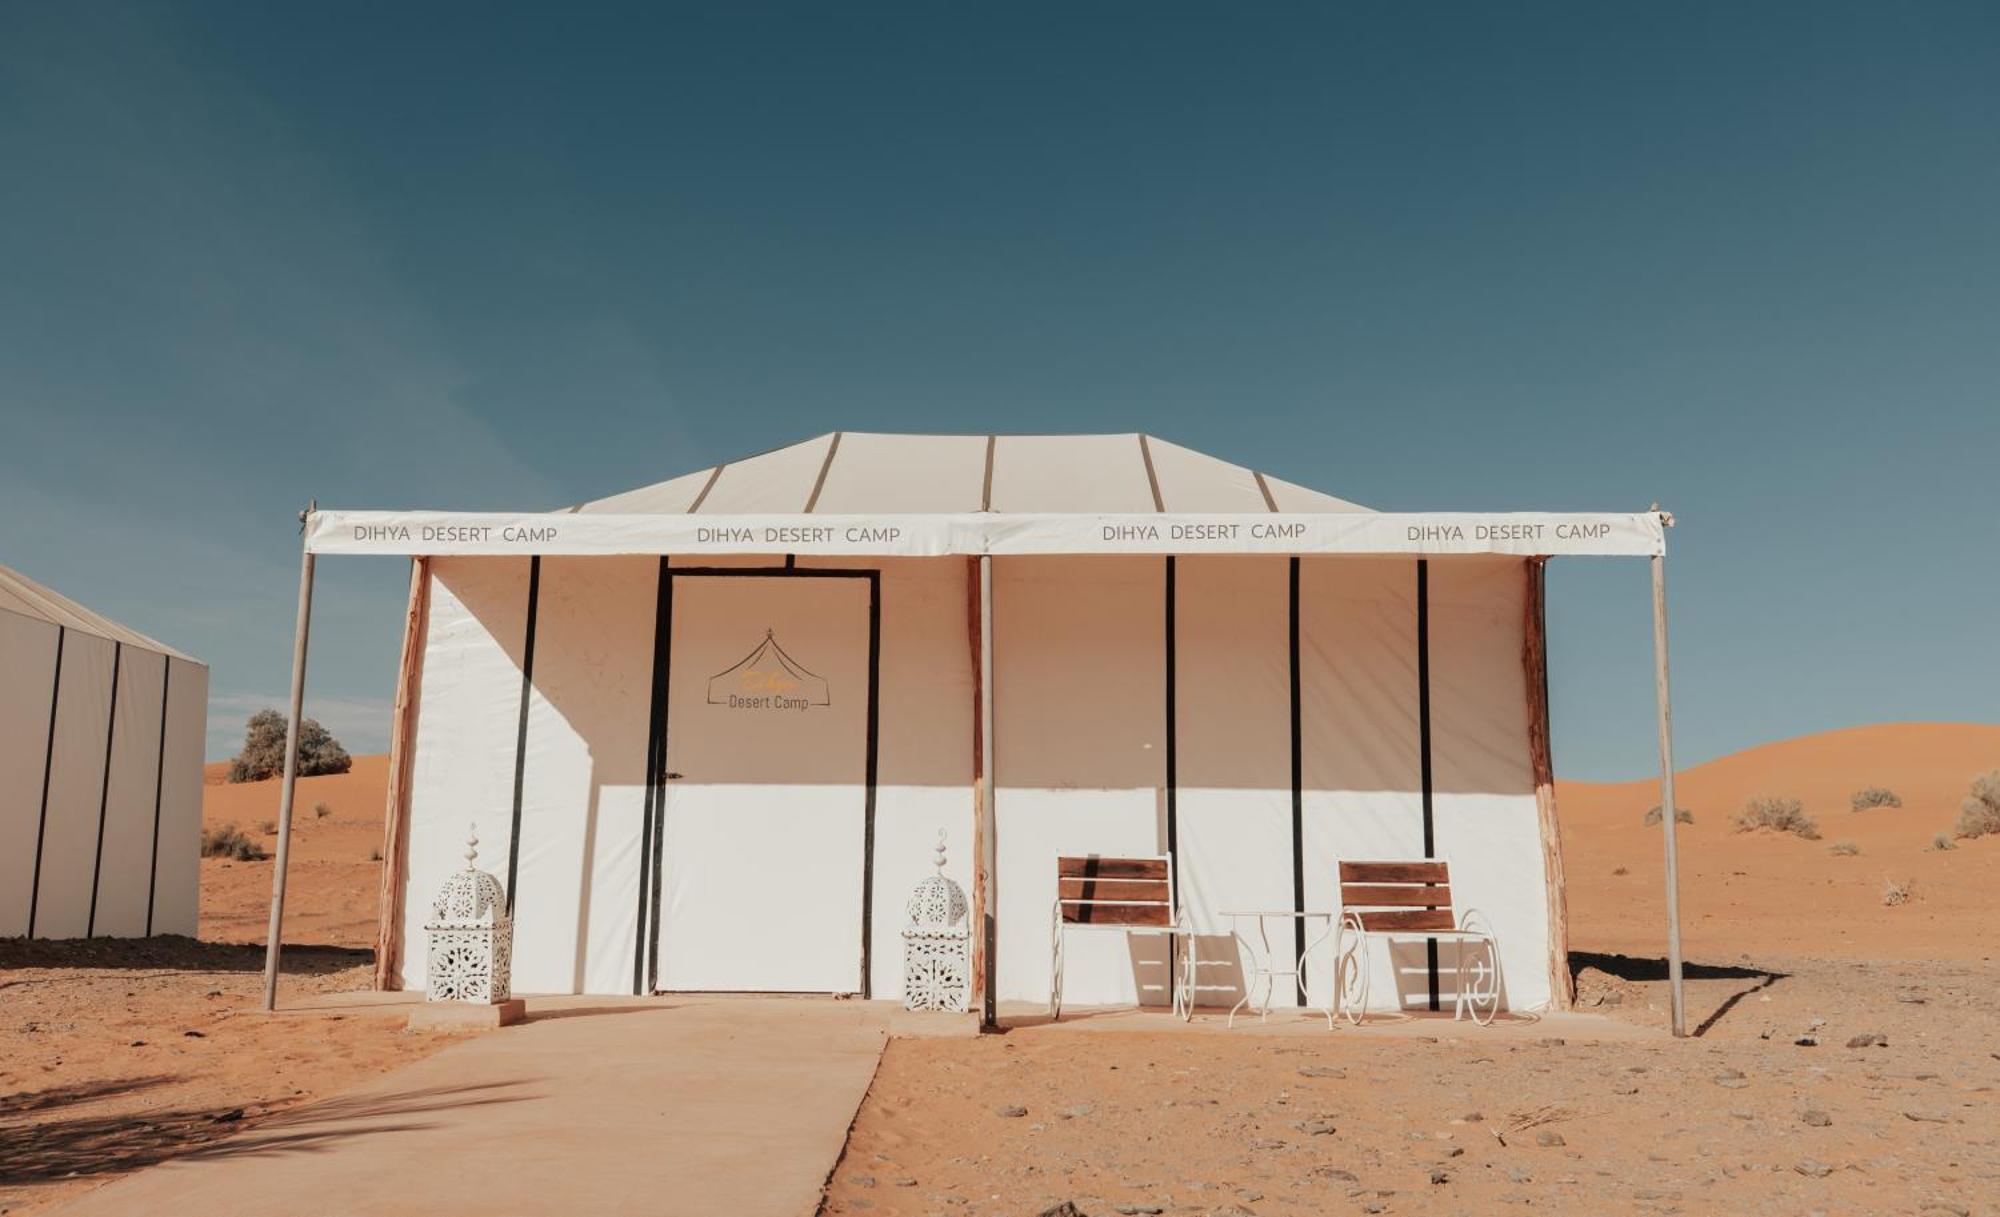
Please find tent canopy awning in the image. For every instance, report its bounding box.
[305,509,1664,558]
[305,432,1666,558]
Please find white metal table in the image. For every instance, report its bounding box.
[1220,909,1337,1028]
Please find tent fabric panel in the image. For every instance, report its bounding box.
[992,556,1169,1005]
[91,647,167,937]
[693,433,837,514]
[1295,558,1427,1010]
[1144,438,1273,512]
[31,630,118,938]
[1170,556,1296,1012]
[800,556,977,1000]
[0,566,193,660]
[509,556,656,995]
[574,467,713,515]
[1425,556,1551,1010]
[810,433,989,514]
[988,434,1158,513]
[398,557,534,989]
[1261,473,1372,514]
[0,612,62,935]
[150,657,207,937]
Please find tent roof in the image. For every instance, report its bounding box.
[0,562,200,663]
[572,432,1372,516]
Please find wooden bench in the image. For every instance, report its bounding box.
[1332,859,1500,1025]
[1050,855,1193,1021]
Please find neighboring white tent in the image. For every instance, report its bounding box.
[267,433,1685,1028]
[0,563,208,939]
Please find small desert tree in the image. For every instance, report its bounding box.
[226,709,352,783]
[1956,770,2000,839]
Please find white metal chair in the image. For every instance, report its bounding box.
[1330,858,1500,1026]
[1050,854,1194,1021]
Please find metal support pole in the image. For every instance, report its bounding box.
[261,509,318,1012]
[978,554,997,1029]
[1651,547,1686,1037]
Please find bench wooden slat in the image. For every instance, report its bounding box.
[1339,860,1448,885]
[1058,877,1169,902]
[1057,857,1168,880]
[1340,884,1452,908]
[1352,907,1454,932]
[1061,902,1171,927]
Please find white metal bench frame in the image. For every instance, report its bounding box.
[1050,853,1194,1022]
[1331,857,1501,1026]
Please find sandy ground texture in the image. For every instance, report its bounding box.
[0,758,440,1215]
[824,723,2000,1216]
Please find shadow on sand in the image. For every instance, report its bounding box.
[1570,950,1789,1037]
[0,936,369,978]
[0,1077,538,1186]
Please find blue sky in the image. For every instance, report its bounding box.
[2,3,1995,776]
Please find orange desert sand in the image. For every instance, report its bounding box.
[5,723,1998,1215]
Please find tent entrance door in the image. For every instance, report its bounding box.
[655,571,874,994]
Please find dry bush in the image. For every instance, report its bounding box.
[1734,795,1820,840]
[368,848,383,862]
[314,801,333,819]
[226,709,352,782]
[259,819,277,835]
[201,824,266,862]
[1930,833,1955,852]
[1881,877,1916,906]
[1956,771,2000,839]
[1828,840,1860,857]
[1644,805,1694,826]
[1850,787,1901,812]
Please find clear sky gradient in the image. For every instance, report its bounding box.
[2,3,1995,775]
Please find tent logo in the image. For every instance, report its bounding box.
[707,630,832,712]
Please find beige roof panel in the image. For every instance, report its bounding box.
[0,563,199,662]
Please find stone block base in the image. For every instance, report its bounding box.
[407,997,527,1031]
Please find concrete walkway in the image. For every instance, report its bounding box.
[58,997,893,1217]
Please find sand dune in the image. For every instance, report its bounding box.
[199,755,389,949]
[1559,722,2000,961]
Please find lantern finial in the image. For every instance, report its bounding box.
[465,823,479,868]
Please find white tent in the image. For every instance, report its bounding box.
[0,563,208,939]
[265,433,1688,1028]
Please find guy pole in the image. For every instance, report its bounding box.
[1649,508,1686,1037]
[262,502,318,1012]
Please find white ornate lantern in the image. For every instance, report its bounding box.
[902,831,969,1012]
[425,824,513,1004]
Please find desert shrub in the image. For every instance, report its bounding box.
[259,819,277,835]
[368,848,383,862]
[1930,833,1955,852]
[1955,770,2000,839]
[314,801,332,819]
[1734,795,1820,840]
[1644,805,1694,826]
[1881,877,1915,906]
[1828,840,1860,857]
[1850,787,1901,812]
[1611,866,1629,876]
[201,824,266,862]
[226,709,352,783]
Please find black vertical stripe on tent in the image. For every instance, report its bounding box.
[27,627,67,938]
[1138,434,1166,511]
[644,567,674,994]
[145,659,171,936]
[86,642,123,937]
[860,571,881,999]
[1417,559,1439,1010]
[802,431,843,512]
[980,435,997,511]
[505,557,542,917]
[1288,557,1306,1004]
[634,558,670,994]
[1162,556,1179,1008]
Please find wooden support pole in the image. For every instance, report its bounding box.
[1652,547,1687,1037]
[976,554,997,1028]
[1523,558,1573,1009]
[261,510,318,1012]
[373,556,431,990]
